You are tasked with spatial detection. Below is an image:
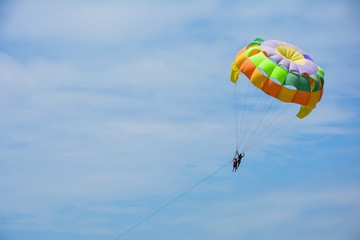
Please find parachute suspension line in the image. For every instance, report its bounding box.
[112,160,233,240]
[246,101,298,151]
[234,81,245,151]
[236,76,251,151]
[241,86,270,148]
[237,85,270,152]
[245,105,290,151]
[246,114,297,152]
[242,96,276,152]
[237,82,264,152]
[243,101,289,152]
[234,76,298,153]
[233,83,239,151]
[243,95,276,152]
[245,85,271,141]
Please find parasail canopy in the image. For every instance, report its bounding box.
[230,38,324,119]
[230,38,325,153]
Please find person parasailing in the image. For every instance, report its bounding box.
[236,152,245,169]
[232,150,239,172]
[232,157,238,172]
[232,151,245,172]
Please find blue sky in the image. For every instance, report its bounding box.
[0,1,359,240]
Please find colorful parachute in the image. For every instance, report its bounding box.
[231,38,324,119]
[231,38,325,152]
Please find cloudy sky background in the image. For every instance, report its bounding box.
[0,1,359,240]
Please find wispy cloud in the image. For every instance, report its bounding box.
[0,1,359,240]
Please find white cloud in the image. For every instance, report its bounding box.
[1,1,213,43]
